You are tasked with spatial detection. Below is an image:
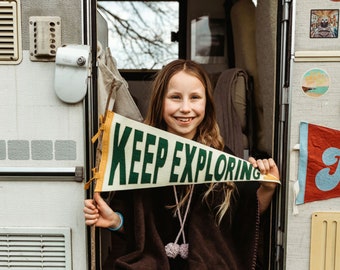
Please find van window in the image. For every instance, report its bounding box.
[97,1,180,70]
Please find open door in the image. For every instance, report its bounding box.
[93,0,287,269]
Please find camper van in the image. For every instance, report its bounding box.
[0,0,339,269]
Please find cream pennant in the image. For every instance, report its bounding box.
[92,112,280,192]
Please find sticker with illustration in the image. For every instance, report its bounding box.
[310,9,339,38]
[301,68,330,97]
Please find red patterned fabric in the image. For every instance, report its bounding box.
[297,122,340,204]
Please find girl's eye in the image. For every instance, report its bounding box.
[170,95,181,99]
[191,95,201,100]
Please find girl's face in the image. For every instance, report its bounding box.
[163,71,206,139]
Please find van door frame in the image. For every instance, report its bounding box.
[272,0,292,269]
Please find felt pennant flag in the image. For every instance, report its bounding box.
[87,112,279,192]
[296,122,340,204]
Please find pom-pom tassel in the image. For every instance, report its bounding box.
[165,243,189,259]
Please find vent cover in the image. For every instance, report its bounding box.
[29,16,61,62]
[310,212,340,270]
[0,227,72,269]
[0,0,21,64]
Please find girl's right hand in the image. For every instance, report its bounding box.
[83,193,122,229]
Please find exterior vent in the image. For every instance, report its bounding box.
[0,0,21,64]
[29,16,61,62]
[310,212,340,270]
[0,227,72,269]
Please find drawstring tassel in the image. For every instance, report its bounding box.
[165,243,180,258]
[165,185,194,259]
[164,242,189,259]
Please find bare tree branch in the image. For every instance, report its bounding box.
[97,1,178,69]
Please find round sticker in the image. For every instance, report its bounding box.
[301,68,330,97]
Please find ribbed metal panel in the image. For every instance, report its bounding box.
[0,1,21,63]
[310,212,340,270]
[0,227,71,269]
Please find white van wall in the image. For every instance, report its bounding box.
[0,1,88,269]
[285,0,340,269]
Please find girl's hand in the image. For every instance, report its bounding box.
[248,157,280,213]
[83,193,122,229]
[248,157,280,190]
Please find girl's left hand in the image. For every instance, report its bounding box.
[249,157,280,213]
[248,157,280,190]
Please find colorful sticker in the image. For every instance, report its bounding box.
[310,9,339,38]
[301,68,330,97]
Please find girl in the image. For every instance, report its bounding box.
[84,59,279,270]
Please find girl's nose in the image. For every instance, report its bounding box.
[180,99,190,112]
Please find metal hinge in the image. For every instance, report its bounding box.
[279,87,289,122]
[74,166,84,182]
[276,228,284,263]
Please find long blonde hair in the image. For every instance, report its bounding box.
[144,59,235,224]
